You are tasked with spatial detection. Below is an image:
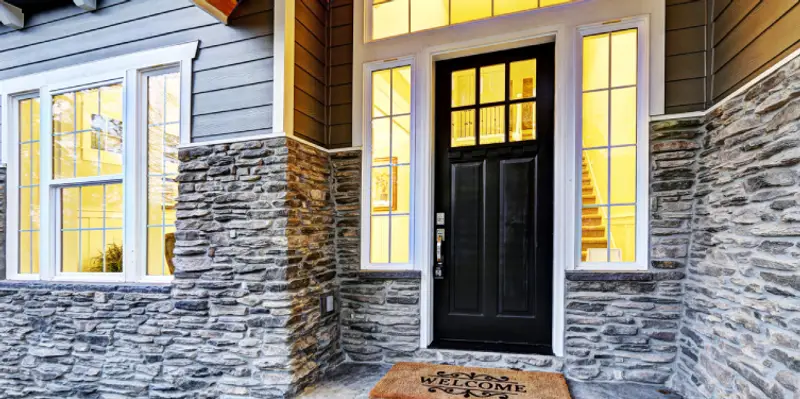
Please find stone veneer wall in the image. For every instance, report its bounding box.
[0,137,341,398]
[672,56,800,399]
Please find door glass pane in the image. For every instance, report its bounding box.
[452,69,476,107]
[60,183,123,273]
[480,64,505,104]
[611,87,637,145]
[451,0,491,24]
[371,216,390,263]
[582,149,609,205]
[582,91,609,148]
[396,165,411,213]
[390,215,410,263]
[372,69,392,117]
[610,206,636,262]
[392,116,411,164]
[373,0,409,39]
[581,205,609,262]
[371,167,392,214]
[372,118,391,164]
[451,109,475,147]
[583,33,610,91]
[411,0,448,32]
[479,106,505,144]
[510,102,536,142]
[510,59,537,100]
[495,0,538,15]
[392,66,412,115]
[611,29,637,88]
[610,146,636,204]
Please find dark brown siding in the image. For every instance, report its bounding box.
[328,0,354,148]
[711,0,800,101]
[665,0,710,113]
[294,0,328,145]
[664,0,800,113]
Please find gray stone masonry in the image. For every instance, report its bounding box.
[0,137,342,398]
[672,55,800,399]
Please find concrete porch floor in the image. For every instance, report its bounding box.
[300,363,684,399]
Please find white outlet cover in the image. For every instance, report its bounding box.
[326,296,334,312]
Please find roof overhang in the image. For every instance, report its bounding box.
[190,0,244,25]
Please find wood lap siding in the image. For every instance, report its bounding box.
[711,0,800,102]
[664,0,800,113]
[0,0,275,143]
[665,0,710,113]
[295,0,328,146]
[328,0,353,149]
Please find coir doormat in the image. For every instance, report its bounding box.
[369,362,572,399]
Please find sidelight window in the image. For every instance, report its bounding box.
[578,22,647,269]
[370,0,575,41]
[2,42,196,282]
[364,61,413,268]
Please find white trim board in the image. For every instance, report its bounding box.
[650,46,800,122]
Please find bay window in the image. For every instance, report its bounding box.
[577,20,648,270]
[1,42,196,282]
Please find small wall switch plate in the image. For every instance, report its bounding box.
[229,230,236,238]
[326,296,334,312]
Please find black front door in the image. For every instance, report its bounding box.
[433,43,554,355]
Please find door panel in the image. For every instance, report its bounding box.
[498,157,536,316]
[433,43,555,354]
[450,161,484,314]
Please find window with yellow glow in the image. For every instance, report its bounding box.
[370,65,412,264]
[146,72,180,277]
[371,0,574,40]
[580,28,638,264]
[450,58,538,147]
[18,97,41,275]
[53,83,125,273]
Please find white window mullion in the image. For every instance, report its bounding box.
[123,68,141,283]
[39,87,55,281]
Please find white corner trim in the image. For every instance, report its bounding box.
[651,45,800,121]
[272,0,296,139]
[0,1,23,29]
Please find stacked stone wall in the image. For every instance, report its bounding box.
[0,137,341,398]
[673,55,800,399]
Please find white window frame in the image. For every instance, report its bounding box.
[575,17,649,271]
[0,41,198,283]
[360,57,416,270]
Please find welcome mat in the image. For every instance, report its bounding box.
[370,362,572,399]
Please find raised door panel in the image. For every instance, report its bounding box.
[450,161,484,314]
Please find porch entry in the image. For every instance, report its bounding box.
[433,43,555,355]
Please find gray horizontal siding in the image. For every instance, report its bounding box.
[0,0,275,144]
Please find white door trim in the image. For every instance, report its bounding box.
[415,26,566,355]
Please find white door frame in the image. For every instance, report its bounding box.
[415,27,567,355]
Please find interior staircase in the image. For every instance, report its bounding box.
[581,154,608,261]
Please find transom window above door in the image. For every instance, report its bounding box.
[370,0,575,40]
[450,58,538,147]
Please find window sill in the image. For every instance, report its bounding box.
[358,270,422,280]
[566,271,654,282]
[0,280,171,294]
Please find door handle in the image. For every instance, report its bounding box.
[435,229,445,279]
